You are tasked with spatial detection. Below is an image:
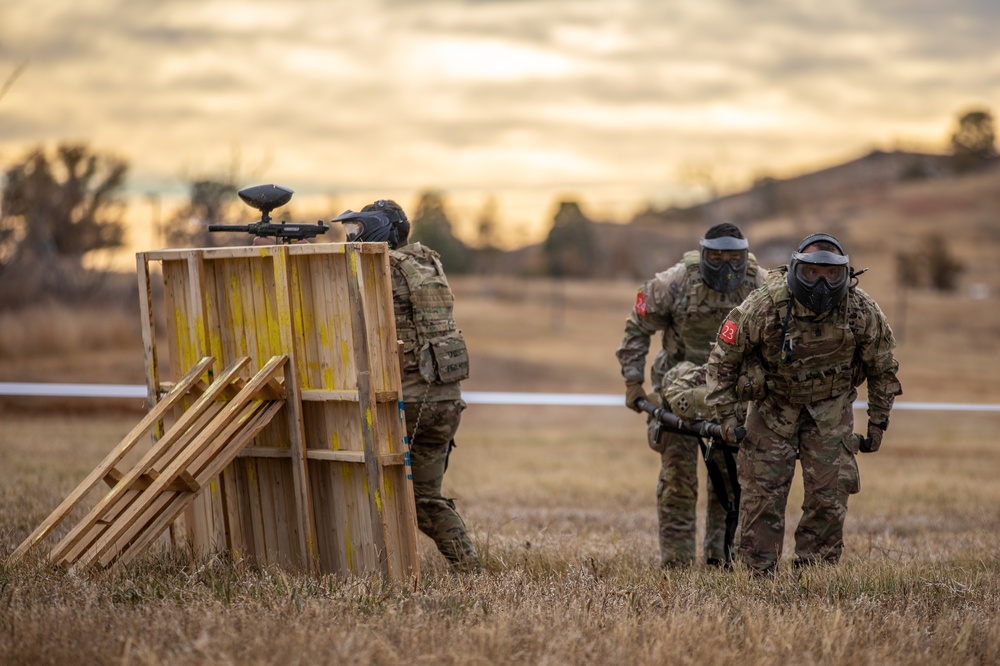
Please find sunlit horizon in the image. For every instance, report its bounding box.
[3,0,998,259]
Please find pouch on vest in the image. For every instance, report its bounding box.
[418,333,470,384]
[737,359,767,402]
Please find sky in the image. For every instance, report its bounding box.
[1,0,999,249]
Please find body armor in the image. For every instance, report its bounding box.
[760,274,858,405]
[390,244,470,386]
[677,251,760,365]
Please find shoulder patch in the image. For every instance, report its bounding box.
[635,290,647,316]
[719,319,739,344]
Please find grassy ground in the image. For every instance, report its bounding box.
[3,266,1000,664]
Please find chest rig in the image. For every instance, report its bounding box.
[760,274,859,405]
[390,244,470,385]
[677,250,759,365]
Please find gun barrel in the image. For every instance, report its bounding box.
[635,398,744,442]
[208,224,251,232]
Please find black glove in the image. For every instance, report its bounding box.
[859,420,887,453]
[625,381,646,412]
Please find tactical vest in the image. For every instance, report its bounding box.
[390,244,470,385]
[677,250,760,365]
[760,272,858,405]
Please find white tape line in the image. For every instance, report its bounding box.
[1,383,1000,412]
[0,383,148,398]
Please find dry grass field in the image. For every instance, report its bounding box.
[4,172,1000,664]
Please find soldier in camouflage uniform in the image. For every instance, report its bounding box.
[706,233,902,575]
[334,200,481,572]
[616,223,768,566]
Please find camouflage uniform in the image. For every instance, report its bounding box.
[617,250,767,566]
[706,267,901,573]
[391,242,480,571]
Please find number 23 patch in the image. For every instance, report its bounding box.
[719,319,739,344]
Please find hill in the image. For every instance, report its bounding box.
[489,150,1000,288]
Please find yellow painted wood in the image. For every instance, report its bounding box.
[12,243,419,580]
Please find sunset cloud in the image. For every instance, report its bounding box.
[1,0,998,244]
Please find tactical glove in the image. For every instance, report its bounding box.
[861,421,885,453]
[859,420,887,453]
[720,415,741,444]
[625,381,646,412]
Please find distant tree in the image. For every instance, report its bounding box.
[164,178,240,248]
[895,233,964,292]
[677,160,723,200]
[950,108,997,173]
[0,143,127,302]
[542,200,600,278]
[410,189,471,273]
[921,232,964,291]
[472,195,503,275]
[475,195,500,250]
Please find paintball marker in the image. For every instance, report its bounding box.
[208,184,329,244]
[635,397,744,448]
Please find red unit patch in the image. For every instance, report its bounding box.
[635,291,647,316]
[719,319,738,344]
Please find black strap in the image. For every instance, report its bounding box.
[699,440,741,568]
[779,295,795,364]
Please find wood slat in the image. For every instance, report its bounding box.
[48,357,251,564]
[6,357,215,564]
[81,355,287,566]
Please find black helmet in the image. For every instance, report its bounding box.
[699,231,749,293]
[332,199,409,249]
[787,233,850,313]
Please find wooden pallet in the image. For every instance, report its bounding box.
[135,243,418,580]
[8,355,288,569]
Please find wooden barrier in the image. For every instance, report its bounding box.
[138,243,418,581]
[10,243,418,582]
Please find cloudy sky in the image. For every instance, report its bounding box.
[1,0,998,247]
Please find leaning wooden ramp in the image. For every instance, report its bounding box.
[7,355,287,569]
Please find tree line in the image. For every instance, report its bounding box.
[0,108,995,308]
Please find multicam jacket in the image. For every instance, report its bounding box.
[706,267,902,439]
[390,243,469,403]
[617,250,767,390]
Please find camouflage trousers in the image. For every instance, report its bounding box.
[737,404,861,573]
[650,423,736,566]
[406,398,481,572]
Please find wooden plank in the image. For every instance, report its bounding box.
[102,468,199,493]
[273,249,319,574]
[110,398,283,568]
[56,398,229,566]
[136,254,163,439]
[299,389,397,402]
[362,249,400,393]
[49,356,252,564]
[344,244,393,579]
[304,450,406,465]
[219,465,244,554]
[244,457,268,562]
[308,462,333,573]
[145,244,346,262]
[330,251,356,391]
[239,447,291,459]
[88,359,286,567]
[7,357,215,564]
